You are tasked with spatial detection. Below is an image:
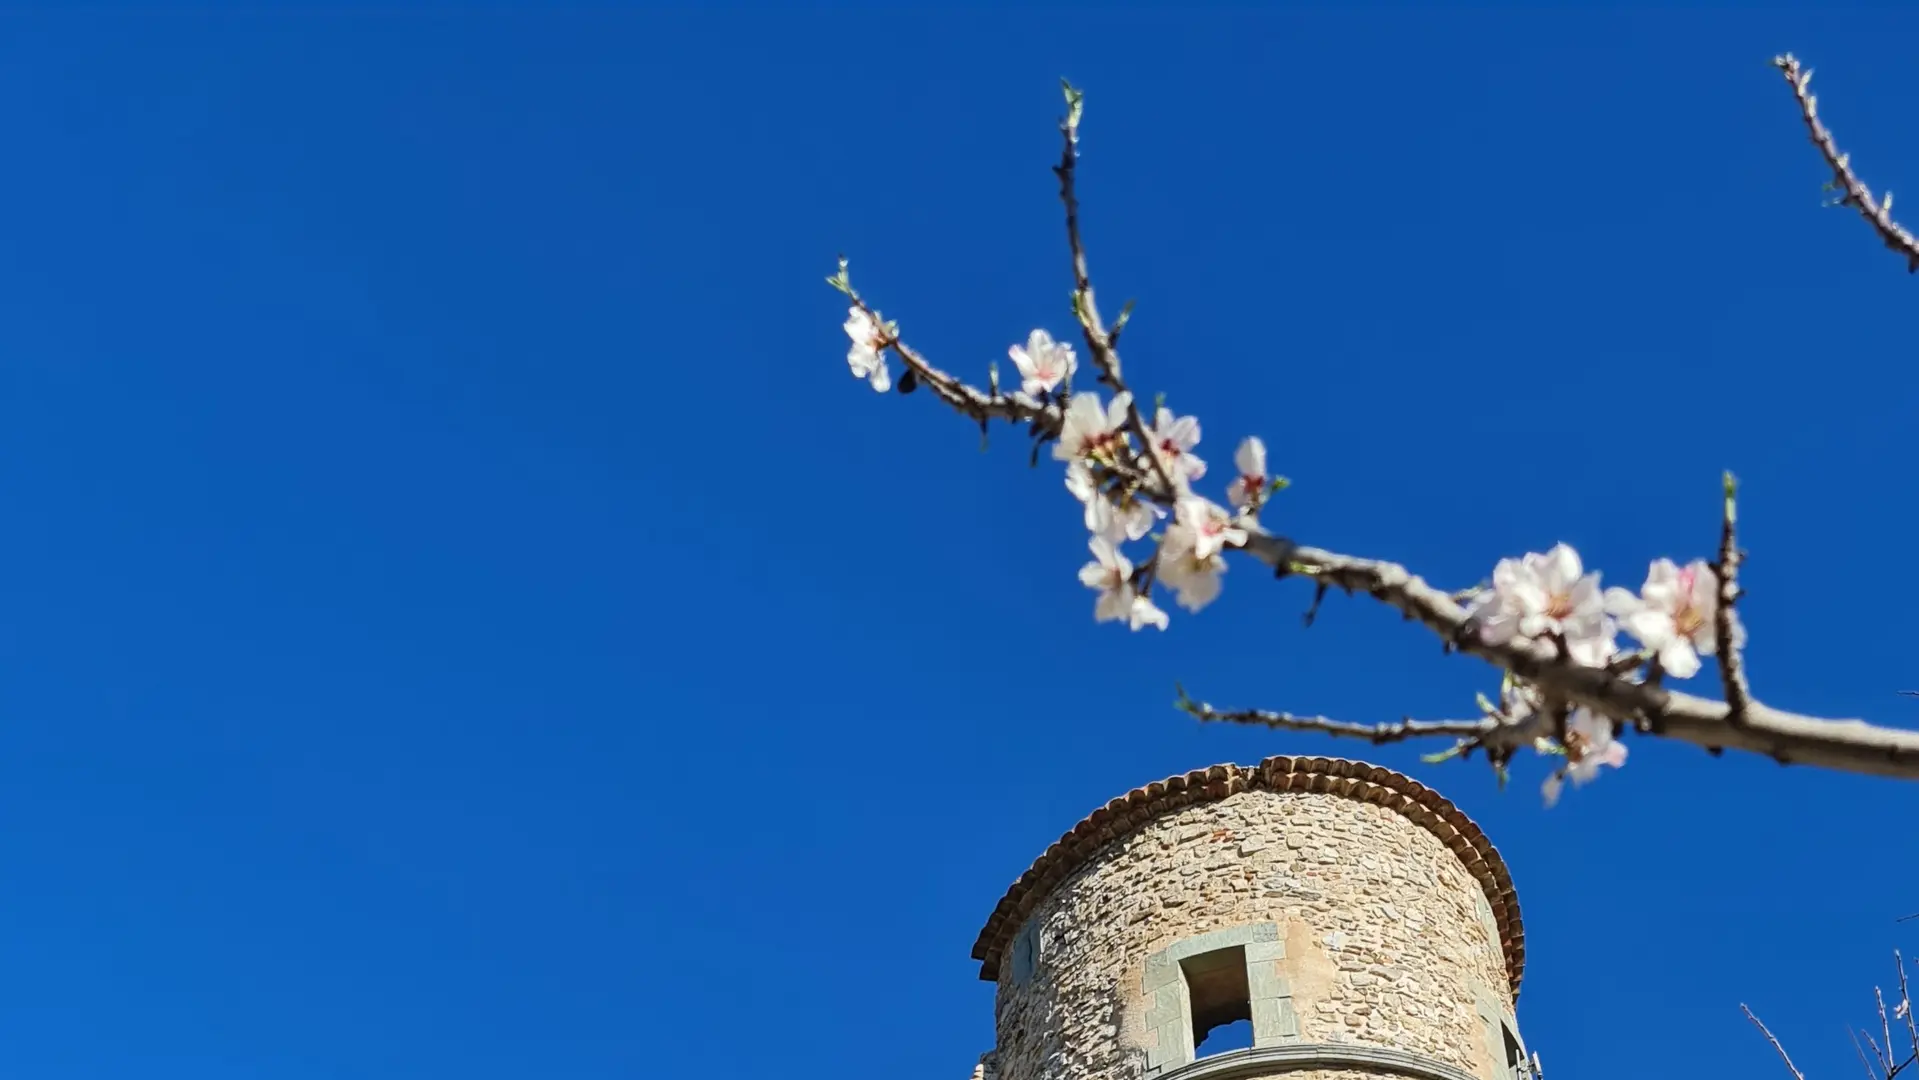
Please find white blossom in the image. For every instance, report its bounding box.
[1065,463,1157,543]
[1225,436,1267,510]
[842,307,890,392]
[1128,594,1170,631]
[1542,708,1627,807]
[1605,558,1742,680]
[1078,536,1166,631]
[1144,406,1205,487]
[1158,524,1227,612]
[1052,391,1132,465]
[1174,495,1247,561]
[1468,543,1615,667]
[1079,536,1136,623]
[1007,329,1077,396]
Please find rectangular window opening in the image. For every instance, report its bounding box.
[1502,1021,1528,1079]
[1181,946,1252,1058]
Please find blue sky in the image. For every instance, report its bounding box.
[0,7,1915,1079]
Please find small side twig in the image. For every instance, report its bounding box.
[1744,1004,1809,1080]
[1052,80,1177,502]
[1896,951,1918,1073]
[1716,471,1753,724]
[1773,54,1919,272]
[1175,689,1504,747]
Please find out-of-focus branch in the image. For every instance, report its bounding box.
[1773,54,1919,272]
[1715,471,1752,723]
[1746,954,1919,1080]
[1744,1004,1809,1080]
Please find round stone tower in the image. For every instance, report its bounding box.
[968,756,1528,1080]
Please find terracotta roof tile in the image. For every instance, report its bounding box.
[971,755,1525,998]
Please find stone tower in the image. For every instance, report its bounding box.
[968,756,1529,1080]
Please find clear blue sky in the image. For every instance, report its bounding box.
[0,7,1914,1079]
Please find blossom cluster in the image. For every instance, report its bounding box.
[1043,343,1271,633]
[841,307,1741,805]
[843,312,1277,633]
[1464,543,1745,803]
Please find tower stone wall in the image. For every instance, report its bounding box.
[970,757,1528,1080]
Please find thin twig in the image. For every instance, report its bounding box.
[1857,1027,1884,1080]
[1745,1004,1810,1080]
[1717,471,1753,724]
[1182,701,1502,745]
[846,293,1065,436]
[1052,82,1178,502]
[1773,54,1919,272]
[1880,986,1896,1076]
[1897,951,1918,1070]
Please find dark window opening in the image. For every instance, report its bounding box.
[1181,946,1252,1058]
[1010,922,1040,985]
[1502,1022,1529,1079]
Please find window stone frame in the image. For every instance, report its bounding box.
[1472,981,1528,1080]
[1141,922,1299,1076]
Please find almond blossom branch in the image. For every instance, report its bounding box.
[830,77,1919,790]
[842,294,1062,433]
[1053,81,1177,502]
[1744,1004,1809,1080]
[1716,471,1753,723]
[1773,53,1919,272]
[1230,534,1919,781]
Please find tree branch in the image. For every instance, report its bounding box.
[1180,700,1504,746]
[1773,53,1919,272]
[1715,471,1752,724]
[1745,1004,1810,1080]
[833,69,1919,789]
[1233,532,1919,781]
[1053,81,1176,501]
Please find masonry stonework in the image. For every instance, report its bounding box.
[969,757,1528,1080]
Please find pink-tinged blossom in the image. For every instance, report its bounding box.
[1174,495,1247,561]
[1008,329,1077,396]
[1158,524,1227,612]
[1225,436,1267,510]
[1052,391,1133,465]
[1468,543,1615,667]
[843,307,891,393]
[1543,709,1628,807]
[1144,407,1205,487]
[1605,558,1743,680]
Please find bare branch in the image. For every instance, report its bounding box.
[1180,700,1502,746]
[1716,471,1753,724]
[1745,1004,1810,1080]
[1896,952,1918,1075]
[1773,54,1919,272]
